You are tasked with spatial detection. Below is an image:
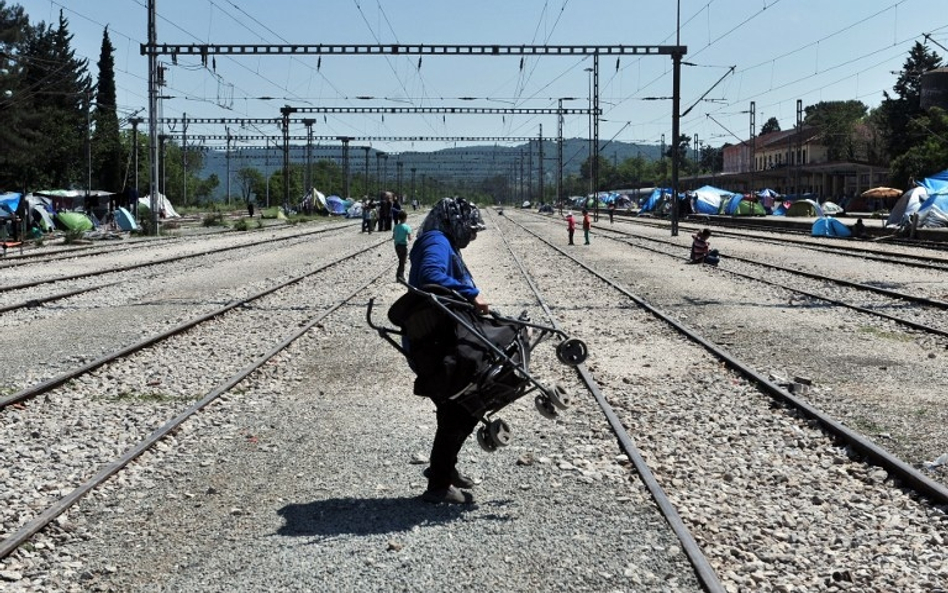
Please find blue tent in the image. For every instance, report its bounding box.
[691,185,733,215]
[919,169,948,195]
[325,195,348,215]
[916,192,948,228]
[639,188,672,214]
[812,217,852,237]
[0,192,21,218]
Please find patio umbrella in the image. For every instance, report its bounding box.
[861,187,902,199]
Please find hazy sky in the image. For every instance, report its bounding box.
[14,0,948,154]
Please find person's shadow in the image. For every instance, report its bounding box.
[276,496,513,539]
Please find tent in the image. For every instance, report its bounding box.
[638,188,673,214]
[0,192,22,218]
[690,185,733,215]
[812,217,852,238]
[55,211,94,232]
[785,199,824,217]
[140,193,181,218]
[325,195,348,215]
[346,201,363,219]
[720,194,766,216]
[821,201,844,216]
[918,170,948,195]
[114,207,138,231]
[885,187,928,227]
[915,192,948,228]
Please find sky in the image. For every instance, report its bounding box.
[13,0,948,156]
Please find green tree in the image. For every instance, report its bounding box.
[0,1,37,190]
[699,144,724,174]
[235,166,264,203]
[878,41,942,161]
[91,27,122,192]
[760,117,781,135]
[23,10,90,189]
[804,100,868,161]
[888,107,948,188]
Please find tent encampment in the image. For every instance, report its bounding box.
[639,188,674,215]
[812,217,852,238]
[785,199,824,217]
[885,187,928,227]
[325,195,348,215]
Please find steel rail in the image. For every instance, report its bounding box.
[507,213,948,507]
[0,281,120,314]
[0,269,387,561]
[491,212,725,593]
[0,223,355,294]
[0,236,181,269]
[0,237,387,409]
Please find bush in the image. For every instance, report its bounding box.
[232,218,249,231]
[202,211,225,227]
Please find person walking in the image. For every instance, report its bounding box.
[379,192,393,232]
[582,209,591,245]
[392,209,412,282]
[565,211,576,245]
[608,201,615,224]
[407,197,487,504]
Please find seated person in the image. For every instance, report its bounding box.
[690,228,719,266]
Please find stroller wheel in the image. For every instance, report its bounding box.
[548,384,572,410]
[534,395,558,420]
[556,338,588,366]
[488,418,512,447]
[476,426,497,452]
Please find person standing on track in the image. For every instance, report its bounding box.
[408,196,487,504]
[582,209,592,245]
[393,209,412,282]
[565,211,576,245]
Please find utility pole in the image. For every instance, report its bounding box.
[376,152,383,195]
[538,125,544,204]
[410,167,416,205]
[338,136,352,199]
[147,0,160,234]
[130,117,142,217]
[396,161,403,197]
[304,119,315,198]
[182,113,188,207]
[557,99,565,207]
[225,127,232,206]
[749,101,756,196]
[280,105,296,214]
[363,146,371,197]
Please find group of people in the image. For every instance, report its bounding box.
[361,192,404,234]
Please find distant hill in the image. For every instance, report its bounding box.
[199,139,661,200]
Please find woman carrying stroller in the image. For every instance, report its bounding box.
[408,196,487,504]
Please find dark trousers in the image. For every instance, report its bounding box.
[568,229,574,245]
[395,243,408,279]
[362,218,371,232]
[427,399,479,490]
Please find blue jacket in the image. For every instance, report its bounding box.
[408,230,479,301]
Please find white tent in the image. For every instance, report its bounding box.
[885,187,927,228]
[140,193,181,218]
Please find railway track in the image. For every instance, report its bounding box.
[495,210,948,590]
[0,238,389,560]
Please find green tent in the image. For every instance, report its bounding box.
[55,211,94,232]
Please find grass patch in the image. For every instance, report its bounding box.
[857,325,914,342]
[202,211,226,227]
[232,218,250,231]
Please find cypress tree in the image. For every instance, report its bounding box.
[92,27,123,192]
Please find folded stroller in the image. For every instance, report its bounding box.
[367,283,588,451]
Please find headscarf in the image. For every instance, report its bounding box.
[418,197,486,249]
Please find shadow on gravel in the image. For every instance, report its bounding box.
[276,497,513,538]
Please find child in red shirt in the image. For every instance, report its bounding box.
[565,211,575,245]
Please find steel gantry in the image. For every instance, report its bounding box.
[141,24,686,225]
